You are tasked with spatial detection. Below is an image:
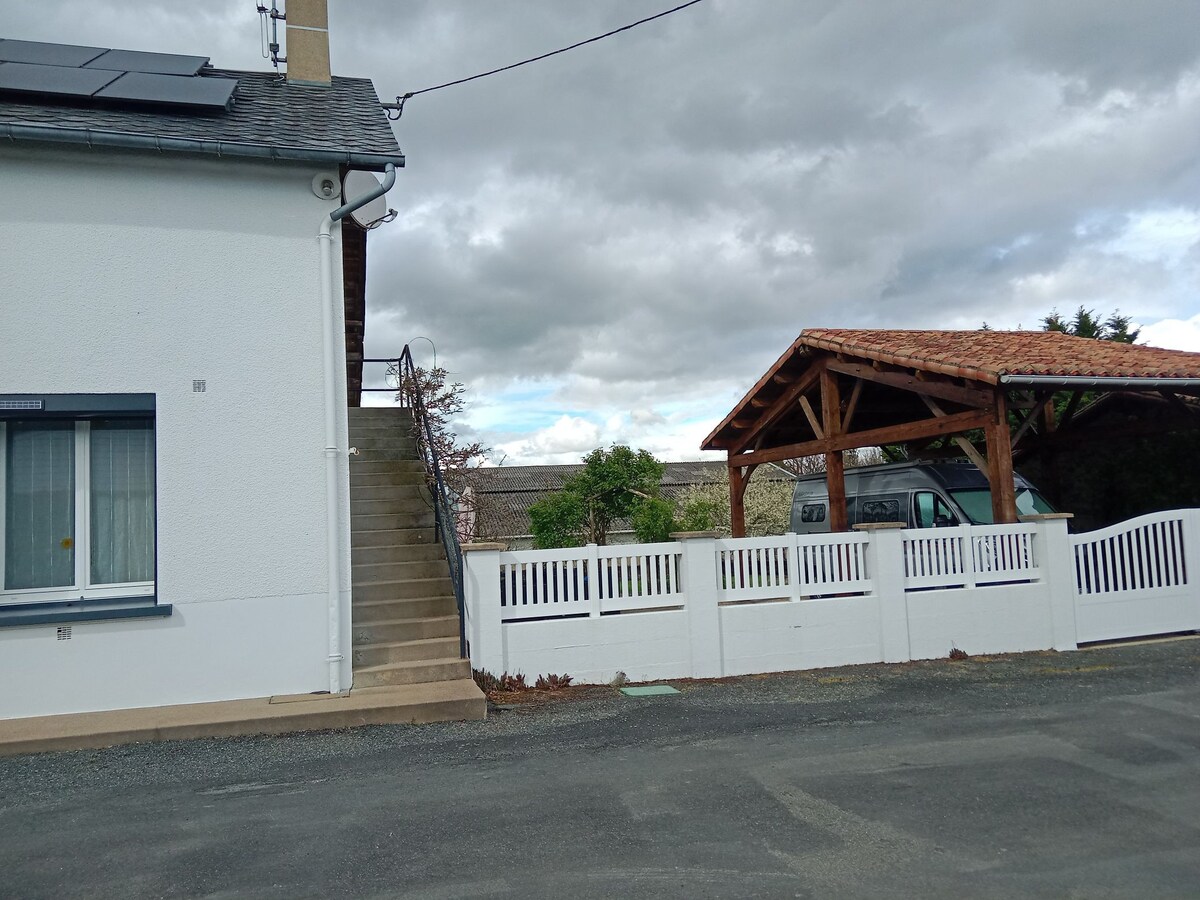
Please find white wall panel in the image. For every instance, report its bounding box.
[0,146,354,717]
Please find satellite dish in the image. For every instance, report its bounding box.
[342,170,391,227]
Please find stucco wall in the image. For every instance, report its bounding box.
[0,145,354,718]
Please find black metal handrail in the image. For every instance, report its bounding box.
[362,351,468,659]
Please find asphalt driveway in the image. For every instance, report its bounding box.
[1,638,1198,899]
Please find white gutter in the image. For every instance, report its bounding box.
[998,375,1200,389]
[318,163,397,695]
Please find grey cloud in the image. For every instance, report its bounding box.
[7,0,1200,461]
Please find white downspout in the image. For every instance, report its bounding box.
[318,163,396,695]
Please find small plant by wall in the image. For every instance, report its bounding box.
[472,668,527,693]
[473,668,574,697]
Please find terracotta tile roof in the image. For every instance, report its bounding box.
[702,328,1200,452]
[800,329,1200,384]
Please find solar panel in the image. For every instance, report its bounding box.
[0,39,236,114]
[0,39,106,67]
[84,49,209,77]
[0,62,121,98]
[94,71,236,111]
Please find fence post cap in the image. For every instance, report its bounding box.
[669,530,722,540]
[1018,513,1074,521]
[461,541,508,552]
[852,522,905,531]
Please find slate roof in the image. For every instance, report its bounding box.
[464,461,792,541]
[0,55,403,169]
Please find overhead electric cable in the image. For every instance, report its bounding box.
[382,0,706,119]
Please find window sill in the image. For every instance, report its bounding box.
[0,597,172,628]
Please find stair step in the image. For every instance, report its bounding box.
[352,542,446,565]
[354,576,456,602]
[350,483,427,500]
[353,594,456,619]
[350,487,429,508]
[348,422,413,432]
[348,427,417,439]
[349,421,416,433]
[354,657,471,689]
[350,470,426,488]
[351,527,439,549]
[350,504,436,525]
[349,483,428,502]
[352,636,460,667]
[352,615,460,644]
[350,434,418,451]
[351,459,425,475]
[352,511,435,531]
[352,447,421,464]
[352,559,450,583]
[348,410,413,423]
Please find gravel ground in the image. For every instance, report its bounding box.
[1,637,1198,898]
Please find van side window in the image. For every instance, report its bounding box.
[859,499,900,523]
[800,503,826,523]
[914,491,957,528]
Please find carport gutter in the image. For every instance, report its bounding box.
[998,375,1200,389]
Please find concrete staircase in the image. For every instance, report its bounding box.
[348,407,484,720]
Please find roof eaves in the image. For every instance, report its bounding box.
[0,121,406,170]
[700,335,813,450]
[998,374,1200,389]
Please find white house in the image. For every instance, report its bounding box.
[0,9,481,728]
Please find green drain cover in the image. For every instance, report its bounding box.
[620,685,680,696]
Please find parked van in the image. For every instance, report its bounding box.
[789,461,1055,533]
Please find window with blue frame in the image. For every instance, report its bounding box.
[1,396,155,605]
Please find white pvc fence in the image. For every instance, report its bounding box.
[498,542,683,619]
[902,523,1040,589]
[715,532,872,601]
[1073,511,1188,596]
[462,512,1200,684]
[1071,510,1198,643]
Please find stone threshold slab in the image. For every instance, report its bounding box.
[0,680,486,757]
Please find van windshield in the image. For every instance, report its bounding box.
[949,489,1055,524]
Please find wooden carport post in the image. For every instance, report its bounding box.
[985,390,1018,524]
[728,464,748,538]
[821,365,849,532]
[727,463,759,538]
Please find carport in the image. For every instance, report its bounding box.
[702,329,1200,535]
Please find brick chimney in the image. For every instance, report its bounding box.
[286,0,331,86]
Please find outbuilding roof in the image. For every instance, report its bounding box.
[0,41,403,169]
[800,329,1200,384]
[464,461,792,541]
[704,329,1200,452]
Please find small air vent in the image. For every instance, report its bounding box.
[0,399,43,410]
[192,380,207,393]
[57,625,72,641]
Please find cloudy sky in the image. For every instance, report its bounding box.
[8,1,1200,463]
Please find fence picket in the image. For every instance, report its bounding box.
[1071,510,1190,597]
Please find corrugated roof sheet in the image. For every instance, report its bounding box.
[464,461,790,540]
